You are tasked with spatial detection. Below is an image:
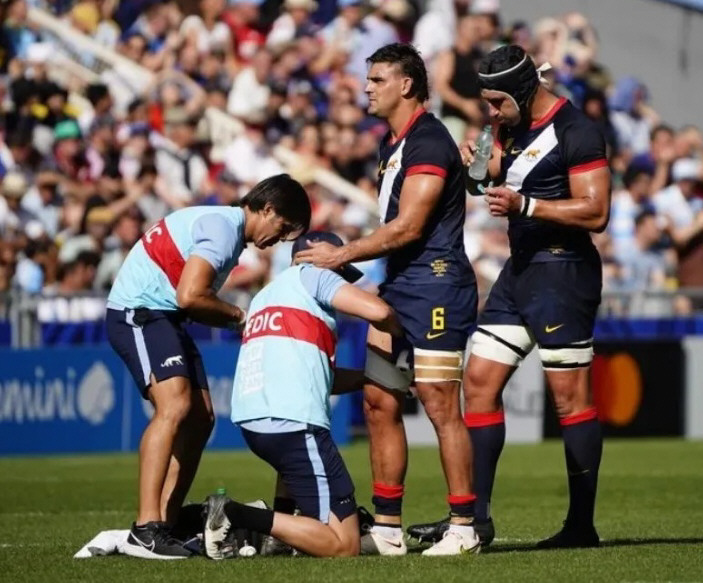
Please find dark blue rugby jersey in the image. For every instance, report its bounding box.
[377,109,473,286]
[497,97,608,264]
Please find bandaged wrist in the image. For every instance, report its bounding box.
[520,195,536,218]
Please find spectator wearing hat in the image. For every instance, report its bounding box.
[154,106,209,204]
[0,170,36,240]
[653,158,703,295]
[267,0,319,50]
[46,119,94,200]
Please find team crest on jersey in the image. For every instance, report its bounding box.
[379,158,400,175]
[525,148,541,161]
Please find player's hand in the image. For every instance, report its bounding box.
[485,185,522,217]
[459,139,477,166]
[228,306,247,331]
[294,241,345,270]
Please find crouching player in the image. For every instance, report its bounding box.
[204,232,402,558]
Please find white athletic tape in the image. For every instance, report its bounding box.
[413,348,464,383]
[539,340,593,370]
[470,325,535,366]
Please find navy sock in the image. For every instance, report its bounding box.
[372,483,404,517]
[273,496,296,515]
[465,410,506,523]
[448,494,476,521]
[560,408,602,529]
[224,501,274,534]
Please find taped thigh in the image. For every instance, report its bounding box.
[470,325,535,366]
[413,348,464,383]
[538,339,594,371]
[364,347,413,392]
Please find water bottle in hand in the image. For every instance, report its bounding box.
[468,125,494,180]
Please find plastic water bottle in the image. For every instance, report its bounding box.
[468,125,494,181]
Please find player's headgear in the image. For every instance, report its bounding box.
[478,45,539,124]
[292,231,364,283]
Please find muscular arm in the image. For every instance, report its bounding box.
[331,284,402,336]
[338,174,444,263]
[176,256,245,328]
[532,166,611,232]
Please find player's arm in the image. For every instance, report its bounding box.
[176,257,245,328]
[295,173,445,269]
[530,165,611,232]
[485,166,611,232]
[331,368,365,395]
[331,284,403,337]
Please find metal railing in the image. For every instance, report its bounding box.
[2,288,703,348]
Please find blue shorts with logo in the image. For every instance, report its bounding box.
[380,281,477,357]
[106,307,208,398]
[241,425,356,524]
[479,257,602,347]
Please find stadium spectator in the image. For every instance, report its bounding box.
[609,162,655,261]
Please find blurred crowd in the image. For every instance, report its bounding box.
[0,0,701,325]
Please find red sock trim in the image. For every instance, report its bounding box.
[464,410,505,428]
[447,494,476,504]
[560,407,598,426]
[373,483,404,499]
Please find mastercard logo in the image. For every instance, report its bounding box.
[591,353,643,426]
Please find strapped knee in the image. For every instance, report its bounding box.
[470,325,534,366]
[539,339,594,371]
[413,348,464,383]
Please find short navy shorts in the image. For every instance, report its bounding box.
[106,307,208,398]
[241,425,356,524]
[380,282,477,355]
[479,257,602,347]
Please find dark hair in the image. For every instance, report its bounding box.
[634,208,656,228]
[366,43,429,103]
[85,83,110,106]
[623,162,653,189]
[240,174,311,233]
[650,124,674,141]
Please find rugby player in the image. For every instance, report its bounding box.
[106,174,311,559]
[296,44,480,556]
[408,45,611,549]
[203,231,402,558]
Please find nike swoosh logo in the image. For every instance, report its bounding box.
[386,539,404,548]
[545,324,565,333]
[131,533,156,552]
[510,148,522,155]
[425,331,447,340]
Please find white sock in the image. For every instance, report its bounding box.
[372,524,403,539]
[448,524,475,538]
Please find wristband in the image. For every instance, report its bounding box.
[520,195,536,218]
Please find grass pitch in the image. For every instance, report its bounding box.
[1,439,702,582]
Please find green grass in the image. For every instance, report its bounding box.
[1,439,702,582]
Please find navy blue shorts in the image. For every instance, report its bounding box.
[379,282,477,354]
[479,258,602,346]
[106,307,208,398]
[241,426,356,524]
